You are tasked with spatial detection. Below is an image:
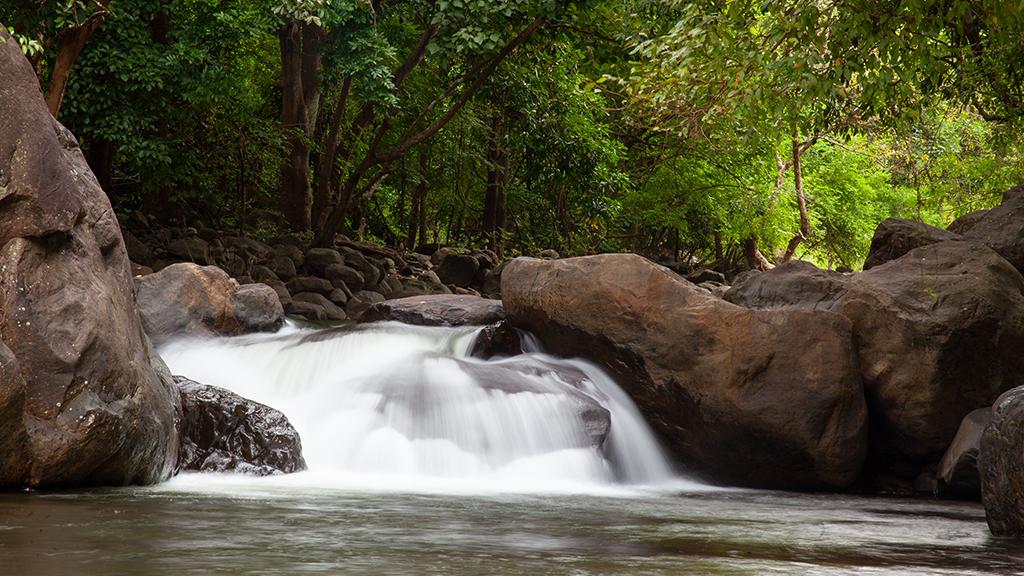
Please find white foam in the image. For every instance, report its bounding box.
[159,322,708,495]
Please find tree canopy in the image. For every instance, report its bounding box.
[2,0,1021,269]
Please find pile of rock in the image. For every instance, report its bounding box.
[122,220,510,322]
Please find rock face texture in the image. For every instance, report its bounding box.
[502,254,868,489]
[136,263,284,344]
[980,387,1024,537]
[362,294,505,326]
[726,240,1024,477]
[175,377,306,475]
[0,31,180,487]
[862,218,959,270]
[958,184,1024,274]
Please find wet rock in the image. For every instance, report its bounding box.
[363,295,505,326]
[175,376,306,476]
[938,408,991,499]
[503,254,868,489]
[469,321,524,359]
[136,263,284,344]
[863,218,959,270]
[0,32,180,488]
[726,241,1024,475]
[980,387,1024,537]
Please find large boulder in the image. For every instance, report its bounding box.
[980,387,1024,537]
[957,184,1024,273]
[726,241,1024,476]
[175,377,306,476]
[136,263,284,345]
[362,295,505,326]
[502,254,868,489]
[0,32,180,487]
[863,218,959,270]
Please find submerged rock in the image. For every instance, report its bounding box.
[502,254,868,490]
[469,321,525,358]
[727,241,1024,477]
[980,387,1024,537]
[363,294,506,326]
[460,358,610,448]
[136,263,284,344]
[0,31,180,488]
[175,376,306,476]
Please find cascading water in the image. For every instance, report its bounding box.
[159,321,685,493]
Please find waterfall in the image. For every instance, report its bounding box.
[159,321,682,492]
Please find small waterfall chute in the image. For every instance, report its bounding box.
[159,321,681,491]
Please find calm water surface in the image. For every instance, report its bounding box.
[1,480,1021,575]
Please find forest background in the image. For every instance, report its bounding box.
[3,0,1022,271]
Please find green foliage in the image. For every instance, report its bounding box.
[3,0,1022,264]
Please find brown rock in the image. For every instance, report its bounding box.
[980,386,1024,537]
[136,263,284,344]
[863,218,959,270]
[958,184,1024,273]
[0,31,180,488]
[726,241,1024,474]
[362,294,505,326]
[502,254,868,489]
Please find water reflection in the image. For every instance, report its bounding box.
[1,488,1021,575]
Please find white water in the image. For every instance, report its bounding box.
[159,321,695,494]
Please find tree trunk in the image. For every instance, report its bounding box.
[482,114,508,254]
[743,238,774,271]
[406,148,429,249]
[279,20,323,233]
[312,76,352,233]
[45,5,108,118]
[780,126,812,263]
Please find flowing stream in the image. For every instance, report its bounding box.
[158,321,682,493]
[2,322,1022,574]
